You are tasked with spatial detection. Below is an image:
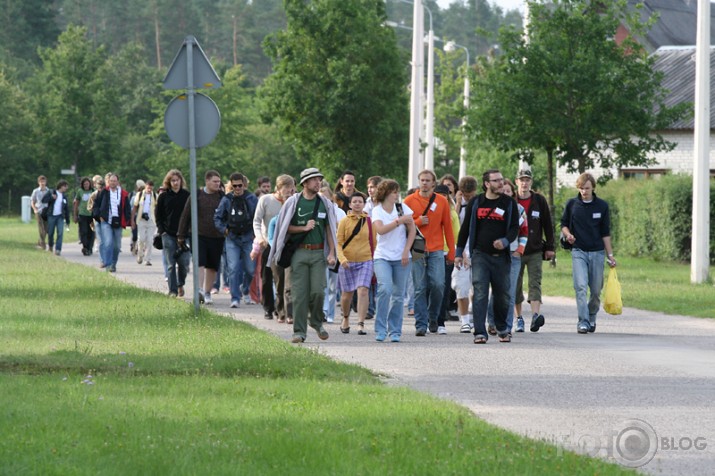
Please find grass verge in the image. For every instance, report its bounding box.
[1,219,632,474]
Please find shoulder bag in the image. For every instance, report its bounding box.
[330,217,365,273]
[277,197,321,269]
[396,202,426,260]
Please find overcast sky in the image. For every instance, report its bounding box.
[435,0,525,13]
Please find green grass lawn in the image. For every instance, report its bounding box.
[0,219,641,474]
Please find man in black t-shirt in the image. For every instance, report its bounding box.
[456,169,519,344]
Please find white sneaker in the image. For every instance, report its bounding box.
[204,293,213,305]
[437,326,447,335]
[460,323,472,333]
[243,296,254,305]
[230,300,240,308]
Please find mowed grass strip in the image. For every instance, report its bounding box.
[1,219,631,475]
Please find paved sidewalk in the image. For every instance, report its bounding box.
[62,237,715,475]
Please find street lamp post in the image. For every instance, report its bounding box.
[407,0,424,188]
[444,41,470,179]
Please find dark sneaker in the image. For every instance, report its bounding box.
[515,316,525,333]
[317,327,329,341]
[415,329,427,337]
[428,321,438,333]
[530,314,545,332]
[588,324,596,333]
[291,336,305,343]
[264,311,273,320]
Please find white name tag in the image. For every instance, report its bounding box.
[495,207,505,216]
[317,212,327,219]
[593,212,601,219]
[531,210,540,218]
[430,202,437,212]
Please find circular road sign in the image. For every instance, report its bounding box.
[164,92,221,149]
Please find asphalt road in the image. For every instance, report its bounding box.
[60,236,715,475]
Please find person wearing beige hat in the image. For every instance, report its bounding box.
[268,168,338,343]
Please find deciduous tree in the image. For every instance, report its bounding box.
[468,0,688,206]
[260,0,408,183]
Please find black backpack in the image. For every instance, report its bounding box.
[228,195,252,235]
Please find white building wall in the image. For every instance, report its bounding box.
[555,131,715,187]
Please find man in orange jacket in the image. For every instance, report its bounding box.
[404,170,455,336]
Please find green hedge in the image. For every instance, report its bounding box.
[553,175,715,263]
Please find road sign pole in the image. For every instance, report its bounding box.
[163,35,222,315]
[187,37,201,314]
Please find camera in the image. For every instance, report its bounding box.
[174,241,190,259]
[141,212,150,221]
[110,216,121,228]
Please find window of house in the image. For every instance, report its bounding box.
[620,169,668,180]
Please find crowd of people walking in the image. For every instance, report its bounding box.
[30,165,616,344]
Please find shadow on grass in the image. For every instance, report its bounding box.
[0,346,377,384]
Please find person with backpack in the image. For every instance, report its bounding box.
[214,172,258,308]
[455,169,520,344]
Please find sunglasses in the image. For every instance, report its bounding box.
[232,183,244,188]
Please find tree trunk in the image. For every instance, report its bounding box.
[233,15,238,66]
[154,6,162,70]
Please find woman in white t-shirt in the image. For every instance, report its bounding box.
[371,179,416,342]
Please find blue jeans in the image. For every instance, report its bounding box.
[411,250,445,331]
[99,222,123,270]
[374,259,410,338]
[572,249,605,328]
[471,251,510,339]
[225,234,255,302]
[487,254,522,333]
[162,234,190,294]
[323,268,339,321]
[46,215,65,252]
[405,271,415,311]
[439,261,455,326]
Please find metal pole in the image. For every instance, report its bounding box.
[459,72,470,179]
[186,36,201,313]
[692,0,710,284]
[408,0,423,188]
[425,27,435,171]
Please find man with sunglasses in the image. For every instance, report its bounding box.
[215,172,258,308]
[455,169,520,344]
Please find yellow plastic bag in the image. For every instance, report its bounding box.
[603,268,622,315]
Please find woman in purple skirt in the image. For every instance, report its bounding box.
[337,192,376,335]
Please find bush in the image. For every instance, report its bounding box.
[556,175,715,263]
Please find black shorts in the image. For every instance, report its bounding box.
[198,236,225,270]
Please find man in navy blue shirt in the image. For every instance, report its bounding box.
[560,172,617,334]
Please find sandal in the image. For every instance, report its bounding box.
[499,334,511,343]
[340,316,350,334]
[473,335,487,344]
[286,317,293,325]
[357,322,367,335]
